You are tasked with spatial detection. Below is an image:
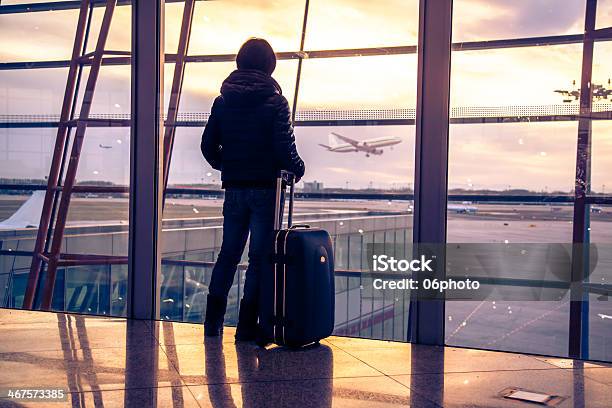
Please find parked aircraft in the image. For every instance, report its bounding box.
[0,191,44,229]
[447,202,478,214]
[318,132,402,157]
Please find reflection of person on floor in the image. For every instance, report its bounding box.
[204,337,237,408]
[204,341,333,407]
[201,37,305,341]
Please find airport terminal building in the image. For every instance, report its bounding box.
[0,0,611,406]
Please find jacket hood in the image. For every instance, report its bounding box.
[220,69,282,105]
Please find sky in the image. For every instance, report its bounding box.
[0,0,611,191]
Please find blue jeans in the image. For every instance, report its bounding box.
[208,188,280,304]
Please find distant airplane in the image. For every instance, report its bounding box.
[555,79,611,103]
[598,313,612,320]
[318,132,402,157]
[99,144,113,149]
[448,202,478,214]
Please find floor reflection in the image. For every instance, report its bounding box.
[204,337,235,407]
[202,338,334,407]
[1,309,611,407]
[410,344,444,407]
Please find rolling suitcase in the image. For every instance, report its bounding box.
[257,171,335,347]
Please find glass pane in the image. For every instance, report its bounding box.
[0,3,132,317]
[591,121,612,194]
[588,205,612,284]
[446,299,570,357]
[0,254,29,309]
[75,65,131,116]
[298,55,417,109]
[448,122,578,197]
[111,265,127,316]
[0,9,78,62]
[452,0,586,42]
[587,204,612,362]
[0,68,68,115]
[0,128,55,182]
[73,128,130,186]
[592,41,612,106]
[188,0,305,55]
[596,0,612,28]
[165,1,184,55]
[304,0,419,50]
[451,45,583,107]
[64,266,111,315]
[167,128,220,188]
[86,4,131,54]
[446,39,580,356]
[591,41,612,194]
[589,291,612,361]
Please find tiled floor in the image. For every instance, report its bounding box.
[0,309,610,407]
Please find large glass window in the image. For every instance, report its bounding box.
[0,2,132,316]
[445,32,584,357]
[446,0,612,361]
[2,0,610,362]
[157,0,418,343]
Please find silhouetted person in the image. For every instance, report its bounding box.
[201,38,305,341]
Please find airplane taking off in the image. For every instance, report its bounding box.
[318,132,402,157]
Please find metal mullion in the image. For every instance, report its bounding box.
[128,0,165,320]
[569,0,597,360]
[409,0,453,346]
[10,32,612,71]
[290,0,310,123]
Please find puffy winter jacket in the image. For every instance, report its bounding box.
[200,69,305,188]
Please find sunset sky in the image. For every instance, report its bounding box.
[0,0,611,190]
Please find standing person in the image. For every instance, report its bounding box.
[200,38,305,341]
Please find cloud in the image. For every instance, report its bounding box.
[453,0,585,42]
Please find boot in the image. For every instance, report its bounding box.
[204,294,227,337]
[235,299,258,342]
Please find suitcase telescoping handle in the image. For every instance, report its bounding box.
[274,170,295,230]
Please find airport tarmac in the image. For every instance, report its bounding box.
[0,195,609,362]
